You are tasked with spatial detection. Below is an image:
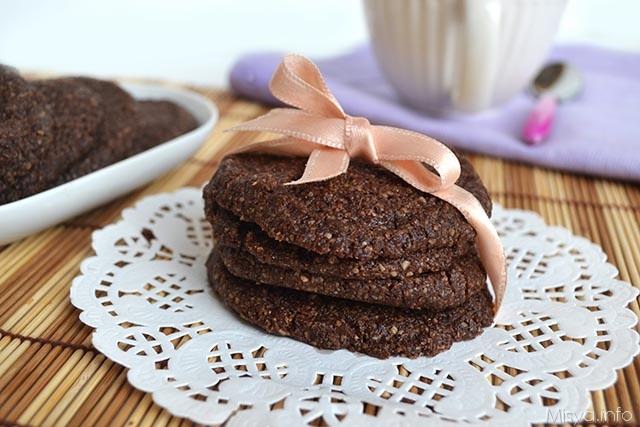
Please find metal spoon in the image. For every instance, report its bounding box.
[522,62,583,145]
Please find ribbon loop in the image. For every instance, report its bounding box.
[224,54,507,315]
[269,55,345,119]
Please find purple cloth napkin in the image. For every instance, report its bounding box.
[229,45,640,182]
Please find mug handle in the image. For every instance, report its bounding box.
[454,0,502,112]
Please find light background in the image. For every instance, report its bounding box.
[1,0,639,87]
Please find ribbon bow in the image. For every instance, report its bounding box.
[225,54,506,314]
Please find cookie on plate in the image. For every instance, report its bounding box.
[0,66,199,204]
[0,66,55,203]
[134,100,199,151]
[58,77,138,181]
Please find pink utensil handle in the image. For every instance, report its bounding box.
[522,94,557,145]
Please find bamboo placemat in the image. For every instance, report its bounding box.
[0,86,638,427]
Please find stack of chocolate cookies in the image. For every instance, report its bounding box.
[204,153,495,359]
[0,65,198,204]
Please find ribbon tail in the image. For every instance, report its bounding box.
[286,148,350,185]
[229,137,318,158]
[433,185,507,315]
[381,160,450,194]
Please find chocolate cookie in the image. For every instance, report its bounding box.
[0,66,200,205]
[211,204,475,279]
[218,245,487,310]
[208,250,494,359]
[34,78,103,173]
[60,77,137,181]
[204,152,491,260]
[134,100,198,151]
[0,66,55,203]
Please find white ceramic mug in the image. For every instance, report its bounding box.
[364,0,568,114]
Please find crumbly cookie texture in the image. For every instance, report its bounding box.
[208,250,494,359]
[204,153,491,260]
[211,205,476,279]
[218,245,486,311]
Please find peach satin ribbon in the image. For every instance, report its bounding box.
[226,54,507,314]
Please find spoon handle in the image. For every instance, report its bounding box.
[522,94,557,145]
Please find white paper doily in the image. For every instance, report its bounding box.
[70,187,639,426]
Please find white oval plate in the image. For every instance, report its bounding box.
[0,82,218,245]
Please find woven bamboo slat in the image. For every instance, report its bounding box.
[0,86,638,427]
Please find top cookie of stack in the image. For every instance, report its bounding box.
[204,152,495,359]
